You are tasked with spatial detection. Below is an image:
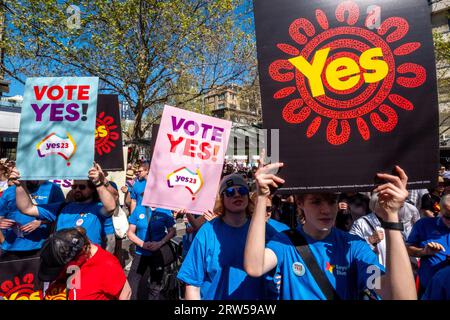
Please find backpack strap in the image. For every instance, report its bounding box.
[283,229,341,300]
[362,216,377,233]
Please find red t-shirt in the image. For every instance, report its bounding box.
[66,245,126,300]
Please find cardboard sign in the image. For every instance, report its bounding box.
[142,105,231,214]
[254,0,439,192]
[16,77,99,180]
[94,94,124,171]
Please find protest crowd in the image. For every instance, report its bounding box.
[0,0,448,304]
[1,155,450,301]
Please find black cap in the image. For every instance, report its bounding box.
[38,230,85,282]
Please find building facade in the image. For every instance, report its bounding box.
[204,84,262,125]
[0,97,22,159]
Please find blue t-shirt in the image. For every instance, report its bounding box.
[266,226,385,300]
[128,206,175,256]
[130,179,147,208]
[37,202,113,245]
[406,217,450,289]
[177,218,265,300]
[264,218,290,299]
[0,182,65,252]
[422,265,450,300]
[267,218,290,239]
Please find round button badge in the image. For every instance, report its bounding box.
[292,262,305,277]
[139,214,145,220]
[76,219,84,226]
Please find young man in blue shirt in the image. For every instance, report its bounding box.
[0,180,64,260]
[406,193,450,297]
[244,163,417,300]
[10,163,117,251]
[130,163,149,214]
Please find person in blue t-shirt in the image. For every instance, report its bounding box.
[126,205,176,300]
[10,163,117,250]
[130,163,149,214]
[244,162,417,300]
[422,264,450,300]
[177,174,267,300]
[406,194,450,297]
[0,181,65,259]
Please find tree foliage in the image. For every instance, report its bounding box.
[0,0,256,156]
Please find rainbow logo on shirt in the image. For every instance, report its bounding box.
[326,262,335,274]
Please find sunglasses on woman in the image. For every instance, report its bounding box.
[223,186,249,198]
[71,184,87,190]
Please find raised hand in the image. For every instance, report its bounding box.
[254,163,285,197]
[373,166,409,222]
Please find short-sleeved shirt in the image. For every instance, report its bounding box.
[128,206,175,256]
[177,218,266,300]
[37,202,113,245]
[0,182,65,252]
[422,265,450,300]
[130,179,147,208]
[406,217,450,288]
[266,226,385,300]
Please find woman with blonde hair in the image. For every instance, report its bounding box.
[176,173,265,300]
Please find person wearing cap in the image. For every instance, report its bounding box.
[420,177,445,218]
[244,162,417,300]
[10,163,117,249]
[40,227,131,300]
[406,193,450,298]
[177,173,267,300]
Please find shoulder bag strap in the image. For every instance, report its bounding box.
[362,216,376,232]
[283,229,341,300]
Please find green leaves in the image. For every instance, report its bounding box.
[1,0,256,150]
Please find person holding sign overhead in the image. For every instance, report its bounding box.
[244,161,417,300]
[10,162,117,250]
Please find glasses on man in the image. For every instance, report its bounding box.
[71,184,87,190]
[223,186,249,198]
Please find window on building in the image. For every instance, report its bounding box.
[217,103,225,109]
[218,94,225,101]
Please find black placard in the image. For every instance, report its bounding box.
[94,94,124,171]
[254,0,439,192]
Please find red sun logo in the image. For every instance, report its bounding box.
[95,111,120,155]
[269,0,426,145]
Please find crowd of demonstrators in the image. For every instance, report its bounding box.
[2,155,450,300]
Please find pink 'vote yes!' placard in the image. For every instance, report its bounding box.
[142,105,232,214]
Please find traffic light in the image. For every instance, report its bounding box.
[0,79,10,93]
